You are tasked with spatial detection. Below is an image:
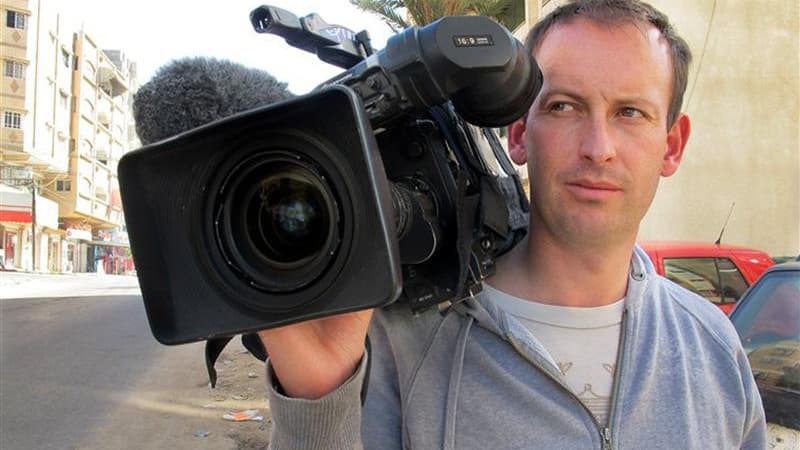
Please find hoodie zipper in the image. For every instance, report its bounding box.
[508,309,629,450]
[601,427,613,450]
[604,308,629,449]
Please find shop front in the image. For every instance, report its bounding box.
[90,229,133,275]
[0,183,60,271]
[0,184,32,270]
[64,226,92,273]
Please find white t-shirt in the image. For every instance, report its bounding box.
[484,283,624,426]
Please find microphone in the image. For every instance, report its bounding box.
[131,57,292,385]
[133,57,293,145]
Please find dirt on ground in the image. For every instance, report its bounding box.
[197,340,274,449]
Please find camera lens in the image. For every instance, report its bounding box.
[216,150,343,294]
[250,164,332,266]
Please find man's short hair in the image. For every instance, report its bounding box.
[525,0,692,128]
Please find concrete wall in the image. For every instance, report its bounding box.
[639,0,799,257]
[531,0,799,256]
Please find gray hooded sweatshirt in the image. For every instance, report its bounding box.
[266,246,766,449]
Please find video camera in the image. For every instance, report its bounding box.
[119,5,540,344]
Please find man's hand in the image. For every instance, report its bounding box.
[257,309,373,399]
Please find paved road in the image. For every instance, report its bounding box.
[0,274,271,449]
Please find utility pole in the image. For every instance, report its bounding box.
[31,180,37,271]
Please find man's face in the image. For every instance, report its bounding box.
[509,17,690,249]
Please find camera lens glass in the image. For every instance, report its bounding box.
[251,164,332,266]
[215,150,344,295]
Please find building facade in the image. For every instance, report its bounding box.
[0,0,136,273]
[515,0,800,257]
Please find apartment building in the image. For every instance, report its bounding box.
[1,0,67,272]
[54,29,136,274]
[0,0,136,273]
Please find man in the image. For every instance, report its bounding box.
[258,1,767,448]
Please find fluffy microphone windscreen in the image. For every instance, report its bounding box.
[133,56,293,145]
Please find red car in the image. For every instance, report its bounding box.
[639,241,775,314]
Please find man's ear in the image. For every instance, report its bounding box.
[508,118,528,165]
[661,113,691,177]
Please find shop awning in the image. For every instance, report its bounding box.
[0,184,32,223]
[0,184,59,228]
[88,240,130,248]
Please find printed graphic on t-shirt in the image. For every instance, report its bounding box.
[576,383,610,426]
[559,363,616,426]
[483,284,625,428]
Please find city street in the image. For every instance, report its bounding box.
[0,272,272,449]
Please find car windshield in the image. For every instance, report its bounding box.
[732,269,800,429]
[733,272,800,352]
[732,272,800,404]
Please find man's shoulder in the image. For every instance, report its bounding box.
[371,301,452,351]
[642,274,743,355]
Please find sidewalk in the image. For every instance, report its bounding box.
[0,270,141,299]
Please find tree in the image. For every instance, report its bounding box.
[350,0,524,32]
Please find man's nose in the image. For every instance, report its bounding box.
[578,117,617,163]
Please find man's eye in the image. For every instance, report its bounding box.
[549,102,574,113]
[620,107,643,118]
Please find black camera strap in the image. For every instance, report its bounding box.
[205,333,267,388]
[454,169,480,301]
[426,104,526,306]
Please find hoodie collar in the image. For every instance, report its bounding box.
[448,245,653,371]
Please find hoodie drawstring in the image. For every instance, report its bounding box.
[443,314,474,450]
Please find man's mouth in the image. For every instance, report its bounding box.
[565,179,623,199]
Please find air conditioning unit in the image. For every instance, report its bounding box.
[97,62,115,83]
[95,186,108,199]
[94,141,109,160]
[97,107,111,126]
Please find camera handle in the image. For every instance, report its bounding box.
[250,5,372,69]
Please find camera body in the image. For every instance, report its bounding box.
[119,8,539,344]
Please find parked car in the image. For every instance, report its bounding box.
[729,262,800,448]
[639,241,774,314]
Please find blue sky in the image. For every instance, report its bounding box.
[67,0,395,93]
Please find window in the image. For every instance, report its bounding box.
[3,60,25,79]
[79,176,92,193]
[80,139,93,155]
[663,257,750,305]
[61,49,70,69]
[6,11,27,29]
[664,258,722,303]
[3,111,22,129]
[732,272,800,353]
[82,99,94,114]
[717,258,749,303]
[83,60,96,79]
[56,180,72,191]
